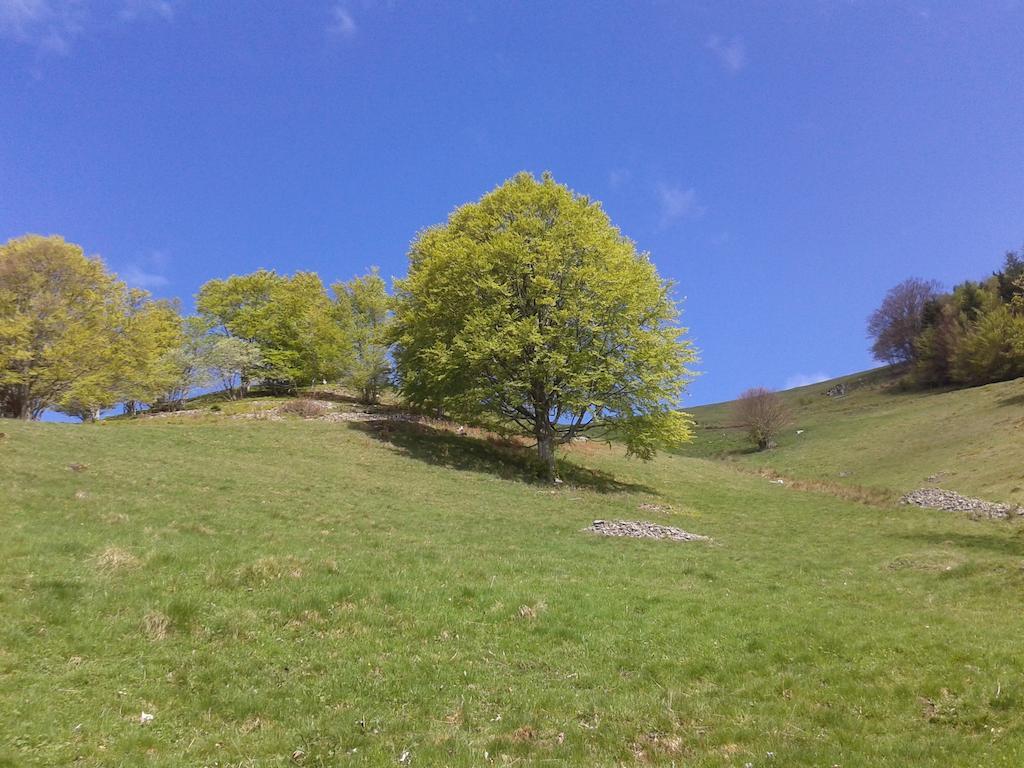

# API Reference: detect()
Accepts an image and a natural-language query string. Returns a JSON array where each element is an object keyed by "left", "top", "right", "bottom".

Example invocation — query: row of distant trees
[
  {"left": 729, "top": 247, "right": 1024, "bottom": 455},
  {"left": 0, "top": 236, "right": 390, "bottom": 421},
  {"left": 1, "top": 173, "right": 697, "bottom": 481},
  {"left": 867, "top": 251, "right": 1024, "bottom": 387}
]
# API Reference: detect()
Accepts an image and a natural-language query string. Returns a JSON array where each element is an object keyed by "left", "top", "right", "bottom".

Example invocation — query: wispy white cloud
[
  {"left": 0, "top": 0, "right": 81, "bottom": 53},
  {"left": 657, "top": 183, "right": 706, "bottom": 226},
  {"left": 120, "top": 250, "right": 170, "bottom": 290},
  {"left": 0, "top": 0, "right": 176, "bottom": 56},
  {"left": 706, "top": 34, "right": 746, "bottom": 73},
  {"left": 328, "top": 3, "right": 356, "bottom": 39},
  {"left": 121, "top": 264, "right": 169, "bottom": 290},
  {"left": 119, "top": 0, "right": 174, "bottom": 23},
  {"left": 784, "top": 372, "right": 831, "bottom": 390},
  {"left": 608, "top": 168, "right": 631, "bottom": 190},
  {"left": 0, "top": 0, "right": 53, "bottom": 33}
]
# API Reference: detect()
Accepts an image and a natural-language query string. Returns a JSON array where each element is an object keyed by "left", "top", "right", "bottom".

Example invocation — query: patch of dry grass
[
  {"left": 92, "top": 545, "right": 140, "bottom": 573},
  {"left": 233, "top": 556, "right": 305, "bottom": 586},
  {"left": 142, "top": 610, "right": 172, "bottom": 640},
  {"left": 756, "top": 468, "right": 898, "bottom": 506},
  {"left": 277, "top": 399, "right": 331, "bottom": 418},
  {"left": 516, "top": 601, "right": 547, "bottom": 620}
]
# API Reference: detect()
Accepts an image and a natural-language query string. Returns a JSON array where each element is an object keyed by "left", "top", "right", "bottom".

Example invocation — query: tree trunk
[
  {"left": 5, "top": 386, "right": 32, "bottom": 420},
  {"left": 535, "top": 420, "right": 557, "bottom": 483}
]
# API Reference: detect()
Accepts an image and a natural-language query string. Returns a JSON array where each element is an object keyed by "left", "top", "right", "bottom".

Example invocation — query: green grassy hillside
[
  {"left": 2, "top": 409, "right": 1024, "bottom": 766},
  {"left": 680, "top": 369, "right": 1024, "bottom": 505}
]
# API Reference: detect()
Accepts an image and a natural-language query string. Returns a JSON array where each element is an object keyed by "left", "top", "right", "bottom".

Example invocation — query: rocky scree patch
[
  {"left": 585, "top": 520, "right": 710, "bottom": 542},
  {"left": 901, "top": 488, "right": 1024, "bottom": 520}
]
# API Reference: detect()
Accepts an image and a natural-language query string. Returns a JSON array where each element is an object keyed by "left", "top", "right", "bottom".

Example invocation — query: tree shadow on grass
[
  {"left": 897, "top": 530, "right": 1024, "bottom": 558},
  {"left": 998, "top": 392, "right": 1024, "bottom": 407},
  {"left": 349, "top": 420, "right": 656, "bottom": 494},
  {"left": 723, "top": 445, "right": 764, "bottom": 457}
]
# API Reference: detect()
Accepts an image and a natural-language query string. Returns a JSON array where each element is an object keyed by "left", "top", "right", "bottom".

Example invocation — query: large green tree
[
  {"left": 0, "top": 235, "right": 126, "bottom": 419},
  {"left": 112, "top": 293, "right": 186, "bottom": 417},
  {"left": 332, "top": 268, "right": 392, "bottom": 403},
  {"left": 390, "top": 172, "right": 696, "bottom": 481},
  {"left": 196, "top": 270, "right": 349, "bottom": 391}
]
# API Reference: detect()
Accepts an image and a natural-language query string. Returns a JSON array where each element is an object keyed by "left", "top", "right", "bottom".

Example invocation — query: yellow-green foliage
[
  {"left": 196, "top": 270, "right": 351, "bottom": 387},
  {"left": 1, "top": 235, "right": 196, "bottom": 420},
  {"left": 0, "top": 235, "right": 123, "bottom": 418},
  {"left": 332, "top": 268, "right": 391, "bottom": 403},
  {"left": 112, "top": 294, "right": 186, "bottom": 413},
  {"left": 911, "top": 253, "right": 1024, "bottom": 387},
  {"left": 391, "top": 172, "right": 697, "bottom": 475},
  {"left": 953, "top": 304, "right": 1024, "bottom": 385}
]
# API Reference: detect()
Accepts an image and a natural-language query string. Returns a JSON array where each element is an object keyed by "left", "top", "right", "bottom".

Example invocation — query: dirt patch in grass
[
  {"left": 240, "top": 716, "right": 268, "bottom": 734},
  {"left": 632, "top": 731, "right": 687, "bottom": 762},
  {"left": 511, "top": 725, "right": 536, "bottom": 742},
  {"left": 145, "top": 409, "right": 206, "bottom": 419},
  {"left": 638, "top": 502, "right": 673, "bottom": 513}
]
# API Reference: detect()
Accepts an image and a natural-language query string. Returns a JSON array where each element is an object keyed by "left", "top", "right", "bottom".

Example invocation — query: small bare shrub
[
  {"left": 734, "top": 387, "right": 790, "bottom": 451},
  {"left": 278, "top": 399, "right": 328, "bottom": 418}
]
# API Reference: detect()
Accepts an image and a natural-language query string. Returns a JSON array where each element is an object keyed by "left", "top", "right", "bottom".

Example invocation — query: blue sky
[{"left": 2, "top": 1, "right": 1022, "bottom": 405}]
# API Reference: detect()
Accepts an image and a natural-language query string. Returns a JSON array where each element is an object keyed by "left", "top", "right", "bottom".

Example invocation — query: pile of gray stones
[
  {"left": 585, "top": 520, "right": 710, "bottom": 542},
  {"left": 901, "top": 488, "right": 1024, "bottom": 520}
]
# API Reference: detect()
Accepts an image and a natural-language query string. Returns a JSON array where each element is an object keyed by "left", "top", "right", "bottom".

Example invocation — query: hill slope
[
  {"left": 680, "top": 368, "right": 1024, "bottom": 505},
  {"left": 2, "top": 412, "right": 1024, "bottom": 765}
]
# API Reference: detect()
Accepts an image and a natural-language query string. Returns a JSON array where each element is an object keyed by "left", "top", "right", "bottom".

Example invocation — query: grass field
[
  {"left": 2, "top": 402, "right": 1024, "bottom": 766},
  {"left": 678, "top": 369, "right": 1024, "bottom": 505}
]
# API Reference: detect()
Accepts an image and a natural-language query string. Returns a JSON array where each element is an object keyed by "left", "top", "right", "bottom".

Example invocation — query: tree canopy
[
  {"left": 873, "top": 250, "right": 1024, "bottom": 388},
  {"left": 866, "top": 278, "right": 940, "bottom": 365},
  {"left": 1, "top": 235, "right": 181, "bottom": 420},
  {"left": 734, "top": 387, "right": 790, "bottom": 451},
  {"left": 390, "top": 172, "right": 696, "bottom": 480},
  {"left": 332, "top": 268, "right": 392, "bottom": 403},
  {"left": 196, "top": 270, "right": 350, "bottom": 390}
]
